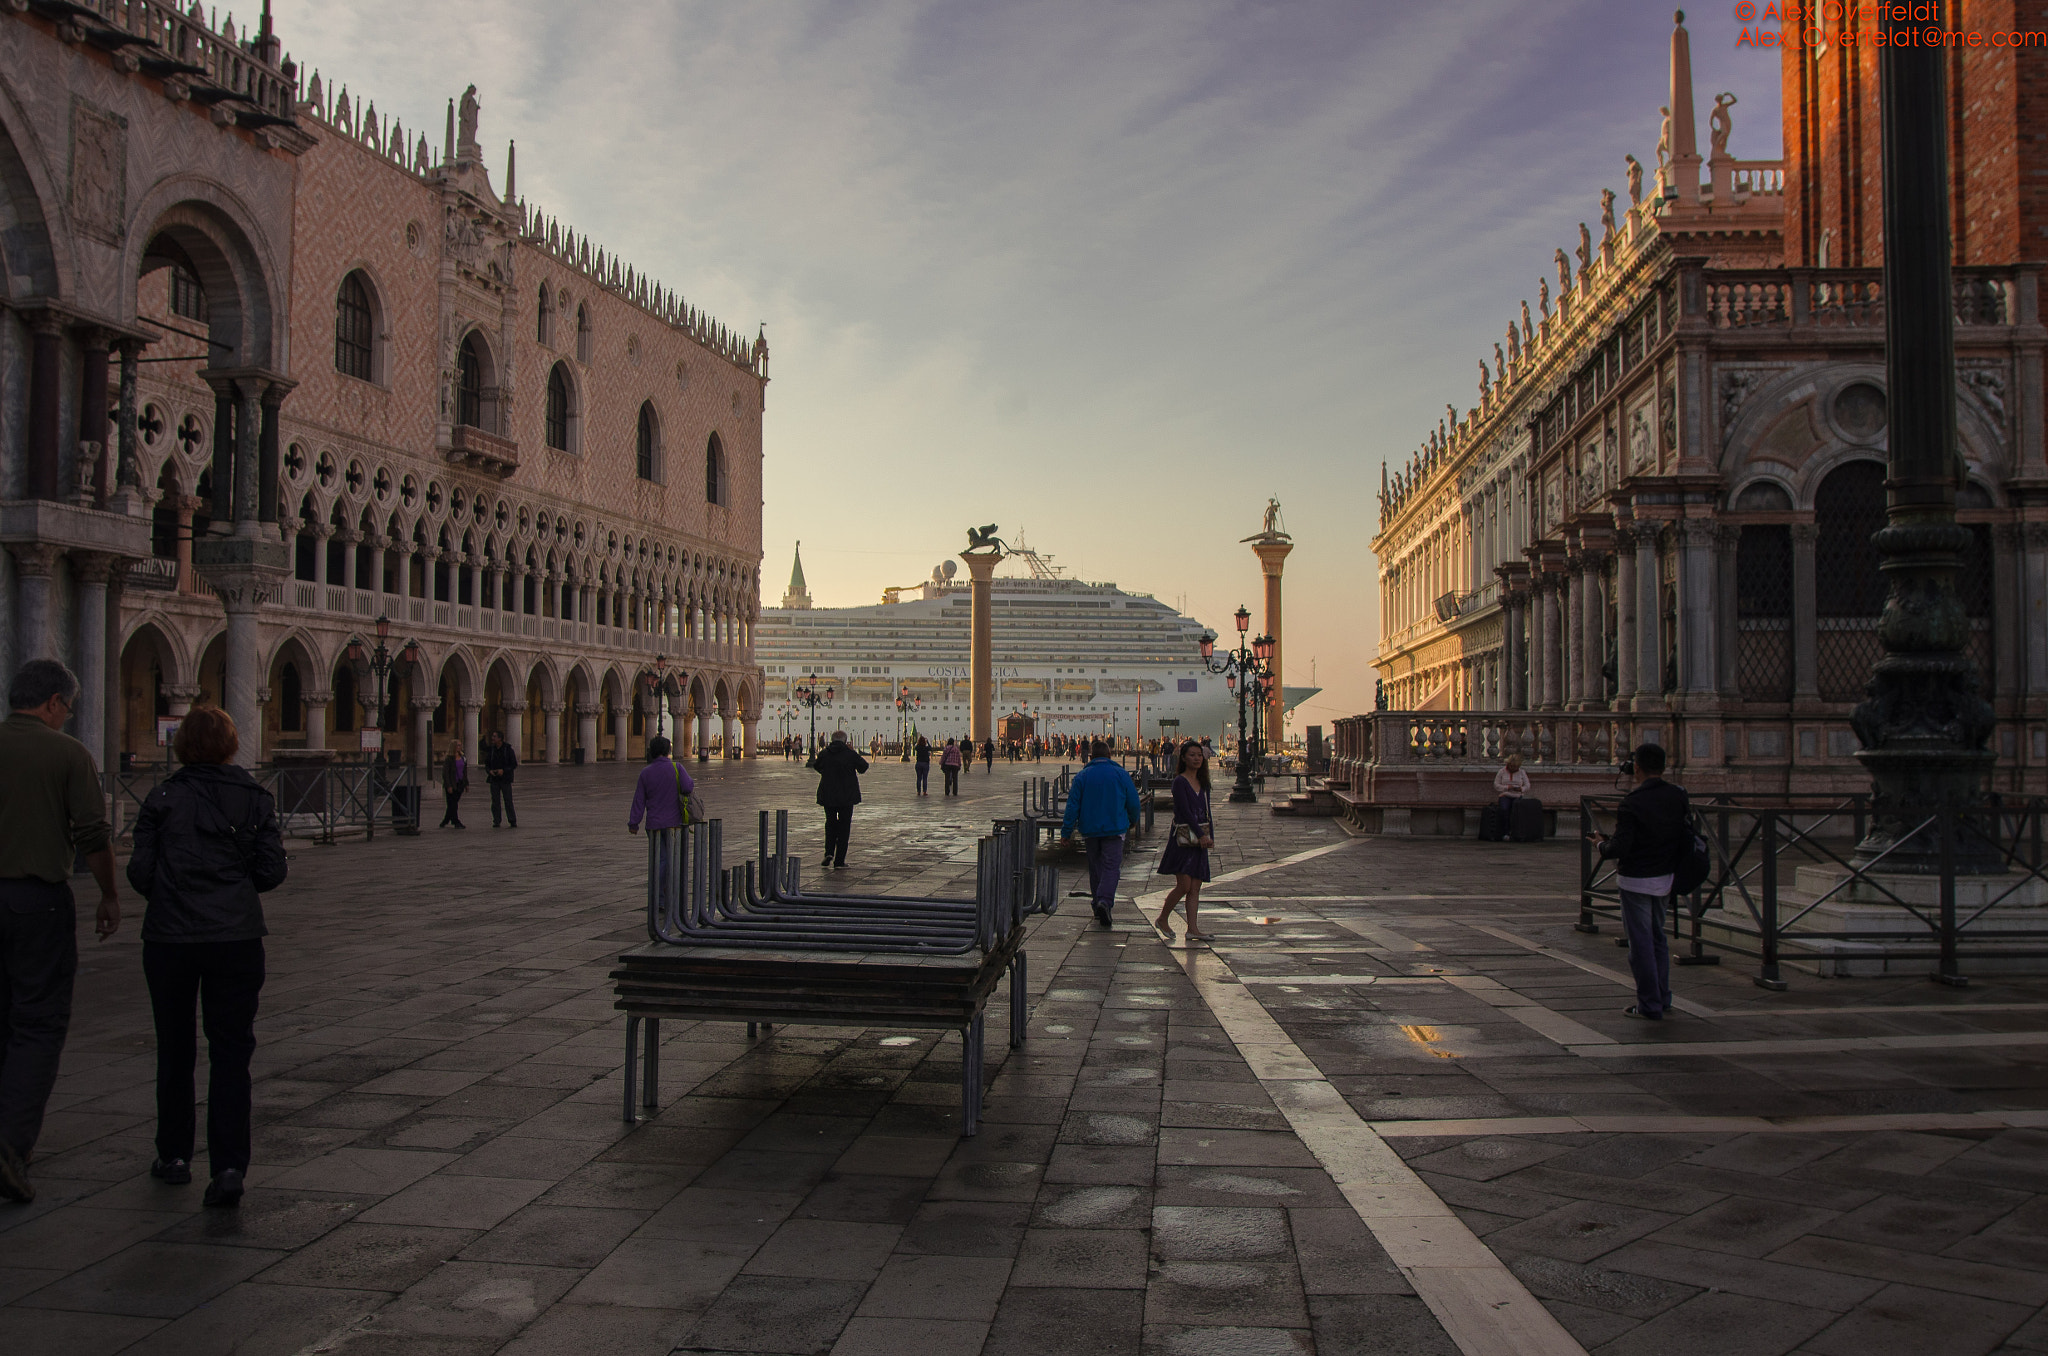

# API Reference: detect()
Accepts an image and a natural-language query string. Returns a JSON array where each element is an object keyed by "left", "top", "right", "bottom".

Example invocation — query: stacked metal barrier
[{"left": 618, "top": 810, "right": 1060, "bottom": 1136}]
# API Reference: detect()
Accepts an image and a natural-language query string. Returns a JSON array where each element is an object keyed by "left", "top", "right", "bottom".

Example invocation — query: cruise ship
[{"left": 755, "top": 543, "right": 1319, "bottom": 748}]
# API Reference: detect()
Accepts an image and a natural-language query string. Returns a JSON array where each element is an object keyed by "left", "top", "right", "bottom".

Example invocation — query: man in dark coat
[
  {"left": 1589, "top": 743, "right": 1691, "bottom": 1020},
  {"left": 812, "top": 731, "right": 869, "bottom": 868},
  {"left": 483, "top": 730, "right": 518, "bottom": 828}
]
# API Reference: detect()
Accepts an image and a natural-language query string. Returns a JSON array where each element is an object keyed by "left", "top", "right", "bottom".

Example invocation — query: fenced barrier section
[
  {"left": 621, "top": 809, "right": 1058, "bottom": 1135},
  {"left": 109, "top": 762, "right": 421, "bottom": 844},
  {"left": 1022, "top": 764, "right": 1154, "bottom": 837},
  {"left": 1579, "top": 793, "right": 2048, "bottom": 987}
]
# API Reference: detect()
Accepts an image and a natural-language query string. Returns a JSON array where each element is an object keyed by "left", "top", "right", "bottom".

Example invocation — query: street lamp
[
  {"left": 343, "top": 613, "right": 420, "bottom": 754},
  {"left": 639, "top": 655, "right": 674, "bottom": 752},
  {"left": 1197, "top": 608, "right": 1272, "bottom": 803},
  {"left": 793, "top": 674, "right": 835, "bottom": 764},
  {"left": 895, "top": 684, "right": 923, "bottom": 760}
]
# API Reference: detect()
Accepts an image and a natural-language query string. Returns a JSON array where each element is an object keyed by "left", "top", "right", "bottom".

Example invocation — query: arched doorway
[{"left": 118, "top": 623, "right": 181, "bottom": 765}]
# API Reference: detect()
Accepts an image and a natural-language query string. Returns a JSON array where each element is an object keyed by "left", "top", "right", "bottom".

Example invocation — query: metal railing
[
  {"left": 1578, "top": 793, "right": 2048, "bottom": 987},
  {"left": 110, "top": 761, "right": 421, "bottom": 844}
]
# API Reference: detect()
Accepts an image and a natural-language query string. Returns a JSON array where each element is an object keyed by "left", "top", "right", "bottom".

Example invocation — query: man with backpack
[{"left": 1588, "top": 743, "right": 1691, "bottom": 1021}]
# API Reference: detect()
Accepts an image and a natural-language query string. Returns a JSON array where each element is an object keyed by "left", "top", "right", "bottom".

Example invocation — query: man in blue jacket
[{"left": 1061, "top": 740, "right": 1142, "bottom": 928}]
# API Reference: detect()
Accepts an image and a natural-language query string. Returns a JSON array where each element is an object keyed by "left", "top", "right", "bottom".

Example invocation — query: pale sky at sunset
[{"left": 276, "top": 0, "right": 1783, "bottom": 727}]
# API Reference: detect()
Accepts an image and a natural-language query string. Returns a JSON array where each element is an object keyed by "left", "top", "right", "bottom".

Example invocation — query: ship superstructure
[{"left": 755, "top": 547, "right": 1315, "bottom": 746}]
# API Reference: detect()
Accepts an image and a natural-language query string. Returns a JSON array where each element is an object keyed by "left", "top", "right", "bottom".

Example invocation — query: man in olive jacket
[
  {"left": 812, "top": 731, "right": 869, "bottom": 869},
  {"left": 0, "top": 660, "right": 119, "bottom": 1202}
]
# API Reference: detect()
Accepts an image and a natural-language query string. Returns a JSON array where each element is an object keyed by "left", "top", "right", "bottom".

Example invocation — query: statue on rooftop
[
  {"left": 1494, "top": 342, "right": 1506, "bottom": 378},
  {"left": 1554, "top": 248, "right": 1572, "bottom": 291},
  {"left": 1261, "top": 498, "right": 1284, "bottom": 536},
  {"left": 1576, "top": 223, "right": 1593, "bottom": 273},
  {"left": 1521, "top": 298, "right": 1534, "bottom": 340},
  {"left": 457, "top": 85, "right": 480, "bottom": 151},
  {"left": 1656, "top": 106, "right": 1672, "bottom": 168},
  {"left": 1710, "top": 92, "right": 1736, "bottom": 160},
  {"left": 1538, "top": 278, "right": 1550, "bottom": 317},
  {"left": 1625, "top": 154, "right": 1644, "bottom": 205},
  {"left": 964, "top": 524, "right": 1007, "bottom": 554},
  {"left": 1600, "top": 188, "right": 1617, "bottom": 242}
]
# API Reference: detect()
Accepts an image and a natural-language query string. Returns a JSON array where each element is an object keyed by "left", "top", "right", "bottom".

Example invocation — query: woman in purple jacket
[{"left": 627, "top": 735, "right": 695, "bottom": 834}]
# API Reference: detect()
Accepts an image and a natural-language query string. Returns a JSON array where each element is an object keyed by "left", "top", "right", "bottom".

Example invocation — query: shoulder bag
[{"left": 673, "top": 761, "right": 707, "bottom": 826}]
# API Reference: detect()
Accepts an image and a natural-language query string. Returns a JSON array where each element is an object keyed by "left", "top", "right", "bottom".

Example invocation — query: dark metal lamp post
[
  {"left": 793, "top": 674, "right": 835, "bottom": 766},
  {"left": 1850, "top": 18, "right": 1999, "bottom": 874},
  {"left": 896, "top": 684, "right": 923, "bottom": 760},
  {"left": 344, "top": 613, "right": 419, "bottom": 752},
  {"left": 1200, "top": 605, "right": 1265, "bottom": 803}
]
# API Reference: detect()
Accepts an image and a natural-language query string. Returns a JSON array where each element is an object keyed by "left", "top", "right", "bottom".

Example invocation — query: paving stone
[
  {"left": 1502, "top": 1251, "right": 1696, "bottom": 1319},
  {"left": 100, "top": 1279, "right": 385, "bottom": 1356},
  {"left": 1484, "top": 1198, "right": 1683, "bottom": 1265},
  {"left": 985, "top": 1286, "right": 1145, "bottom": 1356},
  {"left": 743, "top": 1218, "right": 903, "bottom": 1280},
  {"left": 1403, "top": 1135, "right": 1571, "bottom": 1181},
  {"left": 897, "top": 1200, "right": 1031, "bottom": 1256},
  {"left": 1305, "top": 1294, "right": 1459, "bottom": 1355},
  {"left": 14, "top": 1239, "right": 283, "bottom": 1318},
  {"left": 1011, "top": 1227, "right": 1151, "bottom": 1288},
  {"left": 1767, "top": 1235, "right": 2048, "bottom": 1306},
  {"left": 1151, "top": 1207, "right": 1290, "bottom": 1262},
  {"left": 354, "top": 1259, "right": 581, "bottom": 1340},
  {"left": 1799, "top": 1281, "right": 2036, "bottom": 1356},
  {"left": 830, "top": 1316, "right": 990, "bottom": 1356},
  {"left": 681, "top": 1275, "right": 869, "bottom": 1355},
  {"left": 856, "top": 1254, "right": 1013, "bottom": 1320},
  {"left": 562, "top": 1235, "right": 751, "bottom": 1309},
  {"left": 1601, "top": 1239, "right": 1884, "bottom": 1312},
  {"left": 1593, "top": 1289, "right": 1834, "bottom": 1356},
  {"left": 1285, "top": 1207, "right": 1411, "bottom": 1296},
  {"left": 255, "top": 1221, "right": 478, "bottom": 1291},
  {"left": 1139, "top": 1323, "right": 1314, "bottom": 1355},
  {"left": 1644, "top": 1194, "right": 1841, "bottom": 1259},
  {"left": 0, "top": 1306, "right": 162, "bottom": 1355},
  {"left": 1155, "top": 1130, "right": 1318, "bottom": 1169},
  {"left": 457, "top": 1203, "right": 647, "bottom": 1268}
]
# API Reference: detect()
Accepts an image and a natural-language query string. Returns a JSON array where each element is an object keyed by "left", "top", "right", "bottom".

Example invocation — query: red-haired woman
[{"left": 127, "top": 706, "right": 286, "bottom": 1208}]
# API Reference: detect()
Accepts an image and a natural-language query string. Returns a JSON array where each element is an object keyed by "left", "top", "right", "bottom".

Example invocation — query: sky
[{"left": 276, "top": 0, "right": 1783, "bottom": 729}]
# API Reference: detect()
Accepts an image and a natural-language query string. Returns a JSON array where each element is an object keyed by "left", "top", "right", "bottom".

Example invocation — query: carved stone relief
[{"left": 70, "top": 97, "right": 127, "bottom": 244}]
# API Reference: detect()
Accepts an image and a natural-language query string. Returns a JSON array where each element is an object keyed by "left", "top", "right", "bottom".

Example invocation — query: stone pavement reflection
[{"left": 1, "top": 756, "right": 2046, "bottom": 1354}]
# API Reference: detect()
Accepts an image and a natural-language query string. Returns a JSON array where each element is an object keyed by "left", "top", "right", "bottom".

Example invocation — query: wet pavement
[{"left": 2, "top": 755, "right": 2046, "bottom": 1354}]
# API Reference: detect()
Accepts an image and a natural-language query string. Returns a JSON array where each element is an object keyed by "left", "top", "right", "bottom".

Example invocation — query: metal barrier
[
  {"left": 110, "top": 761, "right": 421, "bottom": 844},
  {"left": 1579, "top": 792, "right": 2048, "bottom": 987}
]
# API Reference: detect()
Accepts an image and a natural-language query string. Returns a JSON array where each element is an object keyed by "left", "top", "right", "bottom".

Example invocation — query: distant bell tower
[{"left": 781, "top": 542, "right": 812, "bottom": 610}]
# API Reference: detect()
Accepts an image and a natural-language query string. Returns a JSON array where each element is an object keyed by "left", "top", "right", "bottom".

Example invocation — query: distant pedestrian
[
  {"left": 1154, "top": 742, "right": 1215, "bottom": 942},
  {"left": 1061, "top": 738, "right": 1142, "bottom": 928},
  {"left": 914, "top": 737, "right": 932, "bottom": 796},
  {"left": 813, "top": 731, "right": 870, "bottom": 868},
  {"left": 982, "top": 739, "right": 994, "bottom": 773},
  {"left": 127, "top": 704, "right": 286, "bottom": 1209},
  {"left": 439, "top": 743, "right": 469, "bottom": 828},
  {"left": 0, "top": 660, "right": 119, "bottom": 1203},
  {"left": 1493, "top": 754, "right": 1530, "bottom": 822},
  {"left": 483, "top": 730, "right": 518, "bottom": 828},
  {"left": 1588, "top": 743, "right": 1690, "bottom": 1021},
  {"left": 940, "top": 738, "right": 963, "bottom": 795},
  {"left": 627, "top": 735, "right": 694, "bottom": 834}
]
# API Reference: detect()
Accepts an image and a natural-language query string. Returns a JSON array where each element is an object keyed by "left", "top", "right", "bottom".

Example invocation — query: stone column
[
  {"left": 27, "top": 314, "right": 61, "bottom": 500},
  {"left": 220, "top": 588, "right": 265, "bottom": 768},
  {"left": 1582, "top": 553, "right": 1607, "bottom": 709},
  {"left": 1542, "top": 576, "right": 1564, "bottom": 709},
  {"left": 611, "top": 705, "right": 631, "bottom": 761},
  {"left": 207, "top": 379, "right": 235, "bottom": 527},
  {"left": 2025, "top": 524, "right": 2048, "bottom": 701},
  {"left": 1525, "top": 578, "right": 1546, "bottom": 710},
  {"left": 312, "top": 524, "right": 332, "bottom": 590},
  {"left": 233, "top": 379, "right": 263, "bottom": 537},
  {"left": 174, "top": 496, "right": 202, "bottom": 594},
  {"left": 1678, "top": 519, "right": 1718, "bottom": 701},
  {"left": 577, "top": 703, "right": 599, "bottom": 762},
  {"left": 502, "top": 700, "right": 526, "bottom": 759},
  {"left": 259, "top": 384, "right": 285, "bottom": 525},
  {"left": 461, "top": 697, "right": 484, "bottom": 767},
  {"left": 73, "top": 554, "right": 113, "bottom": 761},
  {"left": 103, "top": 567, "right": 126, "bottom": 773},
  {"left": 543, "top": 703, "right": 562, "bottom": 765},
  {"left": 743, "top": 718, "right": 758, "bottom": 758},
  {"left": 1253, "top": 536, "right": 1295, "bottom": 747},
  {"left": 9, "top": 544, "right": 61, "bottom": 661},
  {"left": 1563, "top": 567, "right": 1584, "bottom": 707},
  {"left": 303, "top": 689, "right": 331, "bottom": 751},
  {"left": 413, "top": 698, "right": 437, "bottom": 770},
  {"left": 78, "top": 329, "right": 111, "bottom": 504},
  {"left": 1615, "top": 531, "right": 1639, "bottom": 701},
  {"left": 723, "top": 712, "right": 739, "bottom": 758},
  {"left": 1635, "top": 525, "right": 1663, "bottom": 707},
  {"left": 961, "top": 548, "right": 1002, "bottom": 744},
  {"left": 115, "top": 339, "right": 143, "bottom": 495}
]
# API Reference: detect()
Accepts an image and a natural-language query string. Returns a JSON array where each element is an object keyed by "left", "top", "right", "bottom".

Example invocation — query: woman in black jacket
[{"left": 126, "top": 706, "right": 287, "bottom": 1207}]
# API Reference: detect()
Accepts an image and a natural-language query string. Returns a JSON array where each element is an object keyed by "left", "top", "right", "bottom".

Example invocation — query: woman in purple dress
[{"left": 1153, "top": 742, "right": 1215, "bottom": 942}]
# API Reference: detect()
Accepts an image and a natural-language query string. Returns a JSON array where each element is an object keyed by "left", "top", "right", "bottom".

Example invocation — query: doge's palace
[{"left": 1, "top": 0, "right": 767, "bottom": 776}]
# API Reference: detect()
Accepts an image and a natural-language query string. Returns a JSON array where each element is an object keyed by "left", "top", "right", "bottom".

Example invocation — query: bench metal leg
[
  {"left": 960, "top": 1013, "right": 985, "bottom": 1137},
  {"left": 1009, "top": 952, "right": 1027, "bottom": 1049},
  {"left": 622, "top": 1015, "right": 642, "bottom": 1124},
  {"left": 746, "top": 1021, "right": 775, "bottom": 1039},
  {"left": 642, "top": 1016, "right": 660, "bottom": 1112}
]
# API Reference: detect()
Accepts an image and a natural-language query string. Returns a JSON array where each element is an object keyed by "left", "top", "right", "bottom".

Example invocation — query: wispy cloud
[{"left": 279, "top": 0, "right": 1780, "bottom": 723}]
